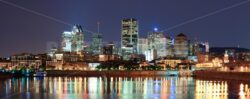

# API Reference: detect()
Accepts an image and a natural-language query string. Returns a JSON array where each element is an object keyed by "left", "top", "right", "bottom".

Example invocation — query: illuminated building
[
  {"left": 197, "top": 53, "right": 206, "bottom": 63},
  {"left": 62, "top": 25, "right": 84, "bottom": 52},
  {"left": 0, "top": 58, "right": 11, "bottom": 68},
  {"left": 88, "top": 63, "right": 100, "bottom": 70},
  {"left": 205, "top": 42, "right": 209, "bottom": 53},
  {"left": 139, "top": 28, "right": 173, "bottom": 61},
  {"left": 46, "top": 53, "right": 64, "bottom": 70},
  {"left": 193, "top": 42, "right": 206, "bottom": 55},
  {"left": 98, "top": 54, "right": 120, "bottom": 62},
  {"left": 102, "top": 43, "right": 115, "bottom": 55},
  {"left": 156, "top": 59, "right": 182, "bottom": 68},
  {"left": 166, "top": 36, "right": 175, "bottom": 57},
  {"left": 47, "top": 47, "right": 58, "bottom": 58},
  {"left": 138, "top": 38, "right": 148, "bottom": 55},
  {"left": 195, "top": 57, "right": 223, "bottom": 68},
  {"left": 99, "top": 42, "right": 120, "bottom": 61},
  {"left": 11, "top": 53, "right": 45, "bottom": 69},
  {"left": 189, "top": 41, "right": 210, "bottom": 63},
  {"left": 62, "top": 31, "right": 73, "bottom": 52},
  {"left": 90, "top": 33, "right": 102, "bottom": 55},
  {"left": 145, "top": 49, "right": 157, "bottom": 61},
  {"left": 174, "top": 33, "right": 188, "bottom": 58},
  {"left": 147, "top": 30, "right": 170, "bottom": 58},
  {"left": 46, "top": 52, "right": 87, "bottom": 70},
  {"left": 121, "top": 18, "right": 139, "bottom": 60},
  {"left": 205, "top": 42, "right": 209, "bottom": 62},
  {"left": 224, "top": 50, "right": 229, "bottom": 63},
  {"left": 197, "top": 42, "right": 207, "bottom": 53}
]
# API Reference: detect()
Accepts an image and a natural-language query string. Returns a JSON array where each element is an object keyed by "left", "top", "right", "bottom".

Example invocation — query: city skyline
[
  {"left": 1, "top": 0, "right": 250, "bottom": 56},
  {"left": 1, "top": 1, "right": 250, "bottom": 99}
]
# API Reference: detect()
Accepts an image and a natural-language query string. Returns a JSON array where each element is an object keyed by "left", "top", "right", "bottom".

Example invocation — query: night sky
[{"left": 1, "top": 0, "right": 250, "bottom": 57}]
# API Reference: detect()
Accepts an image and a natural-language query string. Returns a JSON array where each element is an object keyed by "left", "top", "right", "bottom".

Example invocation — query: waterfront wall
[
  {"left": 194, "top": 70, "right": 250, "bottom": 82},
  {"left": 0, "top": 73, "right": 20, "bottom": 79},
  {"left": 47, "top": 70, "right": 172, "bottom": 77}
]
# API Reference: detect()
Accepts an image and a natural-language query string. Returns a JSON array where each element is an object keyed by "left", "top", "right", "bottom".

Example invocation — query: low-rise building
[
  {"left": 46, "top": 52, "right": 85, "bottom": 70},
  {"left": 99, "top": 54, "right": 120, "bottom": 62},
  {"left": 11, "top": 53, "right": 44, "bottom": 69},
  {"left": 195, "top": 57, "right": 223, "bottom": 68},
  {"left": 156, "top": 58, "right": 182, "bottom": 68},
  {"left": 0, "top": 58, "right": 11, "bottom": 69}
]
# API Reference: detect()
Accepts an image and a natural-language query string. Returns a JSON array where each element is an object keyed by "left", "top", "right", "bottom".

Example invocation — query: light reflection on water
[{"left": 0, "top": 77, "right": 249, "bottom": 99}]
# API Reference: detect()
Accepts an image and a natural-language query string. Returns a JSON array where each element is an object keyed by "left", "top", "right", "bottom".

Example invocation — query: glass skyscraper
[
  {"left": 62, "top": 25, "right": 84, "bottom": 52},
  {"left": 121, "top": 18, "right": 139, "bottom": 60}
]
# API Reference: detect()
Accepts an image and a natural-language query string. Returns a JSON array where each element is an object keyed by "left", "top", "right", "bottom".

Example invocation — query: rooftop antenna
[{"left": 97, "top": 21, "right": 100, "bottom": 34}]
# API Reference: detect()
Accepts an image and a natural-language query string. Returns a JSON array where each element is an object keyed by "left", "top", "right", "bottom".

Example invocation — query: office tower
[
  {"left": 188, "top": 40, "right": 194, "bottom": 56},
  {"left": 99, "top": 42, "right": 120, "bottom": 61},
  {"left": 174, "top": 33, "right": 189, "bottom": 58},
  {"left": 62, "top": 25, "right": 84, "bottom": 52},
  {"left": 121, "top": 18, "right": 139, "bottom": 60},
  {"left": 138, "top": 38, "right": 148, "bottom": 55},
  {"left": 62, "top": 31, "right": 73, "bottom": 52},
  {"left": 205, "top": 42, "right": 209, "bottom": 62},
  {"left": 147, "top": 30, "right": 168, "bottom": 58},
  {"left": 166, "top": 36, "right": 175, "bottom": 57},
  {"left": 145, "top": 49, "right": 157, "bottom": 61},
  {"left": 90, "top": 33, "right": 102, "bottom": 55},
  {"left": 103, "top": 42, "right": 115, "bottom": 55}
]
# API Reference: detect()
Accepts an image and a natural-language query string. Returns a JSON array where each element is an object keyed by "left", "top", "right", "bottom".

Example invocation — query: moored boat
[{"left": 33, "top": 71, "right": 47, "bottom": 77}]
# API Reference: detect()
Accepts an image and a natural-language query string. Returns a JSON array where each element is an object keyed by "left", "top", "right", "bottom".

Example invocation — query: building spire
[{"left": 97, "top": 21, "right": 100, "bottom": 34}]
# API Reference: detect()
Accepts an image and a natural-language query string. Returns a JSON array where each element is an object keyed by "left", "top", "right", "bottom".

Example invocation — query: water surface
[{"left": 0, "top": 77, "right": 249, "bottom": 99}]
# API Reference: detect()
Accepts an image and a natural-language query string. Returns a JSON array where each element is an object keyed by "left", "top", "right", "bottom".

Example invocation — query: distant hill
[{"left": 210, "top": 47, "right": 250, "bottom": 54}]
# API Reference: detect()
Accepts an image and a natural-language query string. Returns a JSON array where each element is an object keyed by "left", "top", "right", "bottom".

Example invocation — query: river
[{"left": 0, "top": 77, "right": 249, "bottom": 99}]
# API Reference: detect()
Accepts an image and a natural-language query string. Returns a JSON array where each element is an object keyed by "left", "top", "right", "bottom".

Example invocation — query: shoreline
[
  {"left": 0, "top": 73, "right": 21, "bottom": 79},
  {"left": 194, "top": 70, "right": 250, "bottom": 82},
  {"left": 0, "top": 70, "right": 184, "bottom": 78},
  {"left": 46, "top": 70, "right": 177, "bottom": 77},
  {"left": 1, "top": 70, "right": 250, "bottom": 82}
]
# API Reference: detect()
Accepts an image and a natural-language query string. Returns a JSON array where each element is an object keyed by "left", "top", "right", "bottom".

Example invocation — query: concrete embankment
[
  {"left": 0, "top": 73, "right": 21, "bottom": 79},
  {"left": 46, "top": 70, "right": 173, "bottom": 77},
  {"left": 194, "top": 70, "right": 250, "bottom": 82}
]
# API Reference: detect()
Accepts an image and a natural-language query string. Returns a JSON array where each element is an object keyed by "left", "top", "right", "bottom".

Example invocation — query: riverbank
[
  {"left": 194, "top": 70, "right": 250, "bottom": 82},
  {"left": 46, "top": 70, "right": 181, "bottom": 77},
  {"left": 0, "top": 70, "right": 191, "bottom": 78},
  {"left": 0, "top": 72, "right": 21, "bottom": 79}
]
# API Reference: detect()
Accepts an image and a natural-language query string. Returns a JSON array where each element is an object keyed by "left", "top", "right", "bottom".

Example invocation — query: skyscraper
[
  {"left": 147, "top": 30, "right": 168, "bottom": 58},
  {"left": 174, "top": 33, "right": 189, "bottom": 58},
  {"left": 62, "top": 25, "right": 84, "bottom": 52},
  {"left": 138, "top": 38, "right": 148, "bottom": 55},
  {"left": 90, "top": 33, "right": 102, "bottom": 55},
  {"left": 166, "top": 36, "right": 175, "bottom": 57},
  {"left": 121, "top": 18, "right": 139, "bottom": 60},
  {"left": 205, "top": 42, "right": 210, "bottom": 62},
  {"left": 139, "top": 29, "right": 174, "bottom": 61}
]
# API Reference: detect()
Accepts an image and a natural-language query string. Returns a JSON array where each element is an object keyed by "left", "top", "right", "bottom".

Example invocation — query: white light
[{"left": 154, "top": 28, "right": 158, "bottom": 32}]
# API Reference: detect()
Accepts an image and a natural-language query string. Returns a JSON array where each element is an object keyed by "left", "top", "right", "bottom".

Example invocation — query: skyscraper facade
[
  {"left": 174, "top": 33, "right": 189, "bottom": 58},
  {"left": 165, "top": 36, "right": 175, "bottom": 57},
  {"left": 62, "top": 25, "right": 84, "bottom": 52},
  {"left": 121, "top": 18, "right": 139, "bottom": 60},
  {"left": 147, "top": 31, "right": 168, "bottom": 58},
  {"left": 138, "top": 38, "right": 148, "bottom": 55},
  {"left": 90, "top": 33, "right": 102, "bottom": 55}
]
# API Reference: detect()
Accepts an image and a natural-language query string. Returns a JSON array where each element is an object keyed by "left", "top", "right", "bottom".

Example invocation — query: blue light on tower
[{"left": 154, "top": 27, "right": 158, "bottom": 32}]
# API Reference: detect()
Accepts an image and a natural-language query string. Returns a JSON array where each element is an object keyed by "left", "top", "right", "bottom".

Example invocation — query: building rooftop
[{"left": 177, "top": 33, "right": 187, "bottom": 37}]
